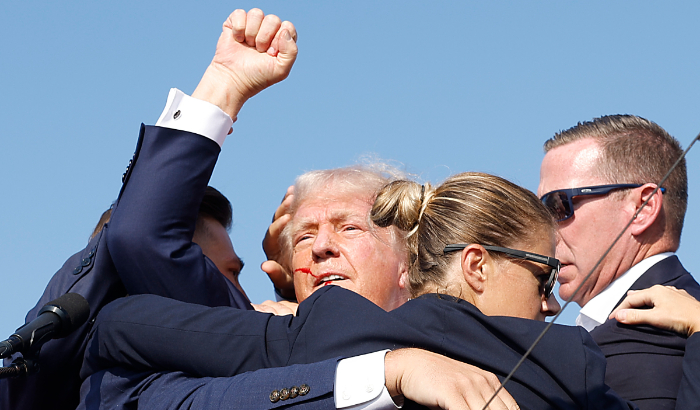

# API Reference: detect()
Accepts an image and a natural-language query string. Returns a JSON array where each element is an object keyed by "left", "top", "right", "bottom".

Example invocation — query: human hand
[
  {"left": 251, "top": 300, "right": 299, "bottom": 316},
  {"left": 610, "top": 285, "right": 700, "bottom": 337},
  {"left": 192, "top": 8, "right": 298, "bottom": 121},
  {"left": 261, "top": 186, "right": 295, "bottom": 299},
  {"left": 384, "top": 349, "right": 519, "bottom": 410}
]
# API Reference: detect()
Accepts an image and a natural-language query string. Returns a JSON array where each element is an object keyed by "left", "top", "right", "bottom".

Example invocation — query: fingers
[
  {"left": 386, "top": 348, "right": 519, "bottom": 410},
  {"left": 274, "top": 26, "right": 298, "bottom": 67},
  {"left": 228, "top": 9, "right": 247, "bottom": 43},
  {"left": 229, "top": 9, "right": 294, "bottom": 56},
  {"left": 262, "top": 186, "right": 294, "bottom": 260},
  {"left": 273, "top": 186, "right": 295, "bottom": 221},
  {"left": 261, "top": 260, "right": 295, "bottom": 299},
  {"left": 269, "top": 21, "right": 298, "bottom": 56},
  {"left": 244, "top": 8, "right": 265, "bottom": 47},
  {"left": 265, "top": 214, "right": 291, "bottom": 254},
  {"left": 251, "top": 300, "right": 298, "bottom": 316},
  {"left": 609, "top": 285, "right": 700, "bottom": 337},
  {"left": 452, "top": 371, "right": 516, "bottom": 410},
  {"left": 197, "top": 8, "right": 297, "bottom": 120},
  {"left": 611, "top": 289, "right": 654, "bottom": 312},
  {"left": 256, "top": 14, "right": 282, "bottom": 53}
]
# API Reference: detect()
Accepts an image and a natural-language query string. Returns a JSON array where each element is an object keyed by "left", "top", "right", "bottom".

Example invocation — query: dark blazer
[
  {"left": 79, "top": 361, "right": 343, "bottom": 410},
  {"left": 0, "top": 125, "right": 250, "bottom": 410},
  {"left": 84, "top": 286, "right": 643, "bottom": 410},
  {"left": 591, "top": 255, "right": 700, "bottom": 410}
]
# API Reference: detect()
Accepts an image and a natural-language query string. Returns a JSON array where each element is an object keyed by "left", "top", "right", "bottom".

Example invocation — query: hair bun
[{"left": 371, "top": 180, "right": 426, "bottom": 232}]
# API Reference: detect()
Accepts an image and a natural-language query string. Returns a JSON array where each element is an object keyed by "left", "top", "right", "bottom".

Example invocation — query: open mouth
[{"left": 315, "top": 274, "right": 348, "bottom": 287}]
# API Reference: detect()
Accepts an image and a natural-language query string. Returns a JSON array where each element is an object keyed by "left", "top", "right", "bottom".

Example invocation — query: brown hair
[
  {"left": 544, "top": 114, "right": 687, "bottom": 242},
  {"left": 371, "top": 172, "right": 555, "bottom": 296},
  {"left": 90, "top": 206, "right": 114, "bottom": 240}
]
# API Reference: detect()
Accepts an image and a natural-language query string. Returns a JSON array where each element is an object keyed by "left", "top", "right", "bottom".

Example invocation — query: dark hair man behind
[
  {"left": 194, "top": 186, "right": 245, "bottom": 296},
  {"left": 538, "top": 114, "right": 699, "bottom": 410},
  {"left": 0, "top": 186, "right": 245, "bottom": 410}
]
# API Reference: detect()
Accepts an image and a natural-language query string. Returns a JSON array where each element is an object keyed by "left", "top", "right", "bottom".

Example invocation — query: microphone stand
[{"left": 0, "top": 354, "right": 40, "bottom": 379}]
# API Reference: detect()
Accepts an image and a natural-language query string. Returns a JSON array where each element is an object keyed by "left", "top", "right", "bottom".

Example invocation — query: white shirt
[
  {"left": 155, "top": 89, "right": 399, "bottom": 410},
  {"left": 576, "top": 252, "right": 674, "bottom": 332}
]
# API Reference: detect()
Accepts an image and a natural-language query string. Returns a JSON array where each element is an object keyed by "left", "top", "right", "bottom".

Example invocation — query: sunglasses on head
[
  {"left": 443, "top": 244, "right": 560, "bottom": 299},
  {"left": 540, "top": 184, "right": 665, "bottom": 222}
]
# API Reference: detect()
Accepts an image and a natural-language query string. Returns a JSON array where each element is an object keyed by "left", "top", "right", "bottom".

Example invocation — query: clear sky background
[{"left": 1, "top": 2, "right": 699, "bottom": 337}]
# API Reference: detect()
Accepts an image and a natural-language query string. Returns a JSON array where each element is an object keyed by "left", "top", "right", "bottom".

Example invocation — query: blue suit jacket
[
  {"left": 591, "top": 255, "right": 700, "bottom": 410},
  {"left": 84, "top": 286, "right": 647, "bottom": 410},
  {"left": 0, "top": 125, "right": 251, "bottom": 410}
]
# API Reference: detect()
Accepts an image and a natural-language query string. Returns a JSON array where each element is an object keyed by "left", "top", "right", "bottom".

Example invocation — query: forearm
[
  {"left": 80, "top": 294, "right": 291, "bottom": 380},
  {"left": 139, "top": 362, "right": 338, "bottom": 410}
]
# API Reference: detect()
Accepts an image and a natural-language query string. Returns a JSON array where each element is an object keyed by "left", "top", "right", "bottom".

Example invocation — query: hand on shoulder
[{"left": 610, "top": 285, "right": 700, "bottom": 337}]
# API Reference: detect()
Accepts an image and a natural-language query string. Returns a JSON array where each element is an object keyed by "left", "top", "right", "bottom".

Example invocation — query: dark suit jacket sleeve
[
  {"left": 675, "top": 333, "right": 700, "bottom": 409},
  {"left": 578, "top": 327, "right": 636, "bottom": 410},
  {"left": 107, "top": 125, "right": 244, "bottom": 308},
  {"left": 80, "top": 361, "right": 339, "bottom": 410},
  {"left": 81, "top": 293, "right": 298, "bottom": 380}
]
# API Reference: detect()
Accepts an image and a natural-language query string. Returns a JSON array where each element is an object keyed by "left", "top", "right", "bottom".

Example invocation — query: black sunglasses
[
  {"left": 443, "top": 244, "right": 560, "bottom": 299},
  {"left": 540, "top": 184, "right": 665, "bottom": 222}
]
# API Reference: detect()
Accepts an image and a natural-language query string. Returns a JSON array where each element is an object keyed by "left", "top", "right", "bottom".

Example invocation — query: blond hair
[{"left": 371, "top": 172, "right": 555, "bottom": 296}]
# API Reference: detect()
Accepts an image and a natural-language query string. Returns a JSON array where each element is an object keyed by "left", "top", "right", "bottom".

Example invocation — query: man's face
[
  {"left": 538, "top": 138, "right": 636, "bottom": 306},
  {"left": 193, "top": 217, "right": 247, "bottom": 298},
  {"left": 289, "top": 187, "right": 409, "bottom": 311}
]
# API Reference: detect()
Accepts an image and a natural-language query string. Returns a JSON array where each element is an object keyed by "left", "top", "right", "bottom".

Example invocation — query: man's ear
[
  {"left": 629, "top": 184, "right": 664, "bottom": 236},
  {"left": 460, "top": 245, "right": 488, "bottom": 294}
]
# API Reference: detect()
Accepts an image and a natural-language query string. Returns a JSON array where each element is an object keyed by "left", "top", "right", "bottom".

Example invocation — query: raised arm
[{"left": 107, "top": 9, "right": 298, "bottom": 307}]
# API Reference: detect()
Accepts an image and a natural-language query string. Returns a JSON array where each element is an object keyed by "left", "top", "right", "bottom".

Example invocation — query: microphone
[{"left": 0, "top": 293, "right": 90, "bottom": 359}]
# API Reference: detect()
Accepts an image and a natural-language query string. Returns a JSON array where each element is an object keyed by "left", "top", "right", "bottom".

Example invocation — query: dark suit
[
  {"left": 0, "top": 125, "right": 250, "bottom": 410},
  {"left": 80, "top": 361, "right": 342, "bottom": 410},
  {"left": 591, "top": 255, "right": 700, "bottom": 410},
  {"left": 83, "top": 286, "right": 643, "bottom": 410}
]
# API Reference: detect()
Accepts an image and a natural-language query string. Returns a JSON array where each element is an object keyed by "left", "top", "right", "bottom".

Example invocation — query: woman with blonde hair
[
  {"left": 82, "top": 172, "right": 700, "bottom": 410},
  {"left": 371, "top": 172, "right": 561, "bottom": 322}
]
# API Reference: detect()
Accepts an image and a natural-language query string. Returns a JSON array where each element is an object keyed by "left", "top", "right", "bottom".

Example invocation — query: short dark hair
[{"left": 198, "top": 186, "right": 233, "bottom": 232}]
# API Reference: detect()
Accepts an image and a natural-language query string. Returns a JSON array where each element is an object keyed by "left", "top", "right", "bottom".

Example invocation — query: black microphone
[{"left": 0, "top": 293, "right": 90, "bottom": 359}]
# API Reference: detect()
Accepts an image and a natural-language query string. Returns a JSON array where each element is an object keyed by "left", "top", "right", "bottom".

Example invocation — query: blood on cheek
[{"left": 294, "top": 267, "right": 320, "bottom": 279}]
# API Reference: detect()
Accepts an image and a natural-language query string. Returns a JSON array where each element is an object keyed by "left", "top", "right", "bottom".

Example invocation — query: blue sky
[{"left": 2, "top": 2, "right": 699, "bottom": 336}]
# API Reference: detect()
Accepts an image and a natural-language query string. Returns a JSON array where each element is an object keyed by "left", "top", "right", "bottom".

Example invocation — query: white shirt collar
[{"left": 576, "top": 252, "right": 674, "bottom": 332}]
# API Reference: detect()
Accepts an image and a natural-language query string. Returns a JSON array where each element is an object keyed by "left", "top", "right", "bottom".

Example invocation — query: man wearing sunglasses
[{"left": 537, "top": 114, "right": 700, "bottom": 410}]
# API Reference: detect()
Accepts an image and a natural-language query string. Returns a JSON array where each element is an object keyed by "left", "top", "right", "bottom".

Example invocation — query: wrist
[
  {"left": 383, "top": 350, "right": 403, "bottom": 398},
  {"left": 192, "top": 64, "right": 249, "bottom": 122}
]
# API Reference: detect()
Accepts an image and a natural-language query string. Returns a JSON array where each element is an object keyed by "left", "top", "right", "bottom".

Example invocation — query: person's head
[
  {"left": 371, "top": 172, "right": 561, "bottom": 321},
  {"left": 193, "top": 186, "right": 246, "bottom": 297},
  {"left": 280, "top": 163, "right": 411, "bottom": 311},
  {"left": 538, "top": 115, "right": 687, "bottom": 306}
]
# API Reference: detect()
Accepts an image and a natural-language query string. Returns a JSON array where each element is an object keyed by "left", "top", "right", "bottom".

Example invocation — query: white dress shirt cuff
[
  {"left": 335, "top": 350, "right": 401, "bottom": 410},
  {"left": 155, "top": 88, "right": 233, "bottom": 148}
]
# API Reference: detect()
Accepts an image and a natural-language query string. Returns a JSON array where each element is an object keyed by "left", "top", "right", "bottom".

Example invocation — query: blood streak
[{"left": 294, "top": 267, "right": 320, "bottom": 278}]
